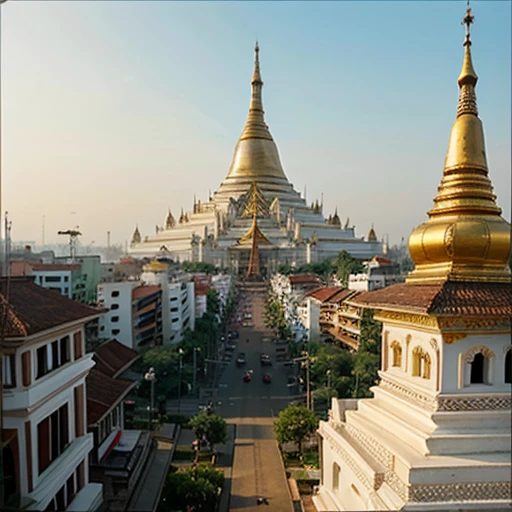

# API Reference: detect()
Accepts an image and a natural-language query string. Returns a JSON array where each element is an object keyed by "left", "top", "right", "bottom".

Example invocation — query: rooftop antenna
[
  {"left": 107, "top": 231, "right": 111, "bottom": 248},
  {"left": 57, "top": 227, "right": 82, "bottom": 262}
]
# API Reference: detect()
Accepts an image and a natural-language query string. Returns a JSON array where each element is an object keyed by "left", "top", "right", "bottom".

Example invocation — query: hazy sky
[{"left": 2, "top": 1, "right": 511, "bottom": 247}]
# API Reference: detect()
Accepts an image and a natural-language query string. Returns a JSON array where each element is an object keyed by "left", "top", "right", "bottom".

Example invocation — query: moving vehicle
[
  {"left": 260, "top": 354, "right": 272, "bottom": 366},
  {"left": 243, "top": 371, "right": 252, "bottom": 383},
  {"left": 236, "top": 353, "right": 246, "bottom": 367},
  {"left": 263, "top": 374, "right": 272, "bottom": 384}
]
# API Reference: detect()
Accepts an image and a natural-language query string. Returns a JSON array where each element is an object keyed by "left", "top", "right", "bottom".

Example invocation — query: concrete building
[
  {"left": 97, "top": 282, "right": 163, "bottom": 350},
  {"left": 1, "top": 277, "right": 104, "bottom": 511},
  {"left": 348, "top": 256, "right": 402, "bottom": 292},
  {"left": 314, "top": 8, "right": 512, "bottom": 511},
  {"left": 140, "top": 260, "right": 196, "bottom": 344},
  {"left": 129, "top": 44, "right": 382, "bottom": 269}
]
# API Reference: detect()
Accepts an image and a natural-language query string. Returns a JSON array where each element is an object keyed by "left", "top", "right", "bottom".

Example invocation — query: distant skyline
[{"left": 3, "top": 1, "right": 511, "bottom": 247}]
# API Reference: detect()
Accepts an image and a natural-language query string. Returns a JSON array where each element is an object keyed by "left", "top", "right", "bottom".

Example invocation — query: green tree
[
  {"left": 274, "top": 404, "right": 318, "bottom": 456},
  {"left": 158, "top": 465, "right": 224, "bottom": 512},
  {"left": 335, "top": 250, "right": 365, "bottom": 287},
  {"left": 206, "top": 288, "right": 220, "bottom": 316},
  {"left": 189, "top": 412, "right": 228, "bottom": 450}
]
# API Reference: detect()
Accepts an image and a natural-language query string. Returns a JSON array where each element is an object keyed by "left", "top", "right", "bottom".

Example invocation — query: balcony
[{"left": 4, "top": 356, "right": 95, "bottom": 412}]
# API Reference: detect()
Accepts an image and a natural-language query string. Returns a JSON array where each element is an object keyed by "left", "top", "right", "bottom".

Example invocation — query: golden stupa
[
  {"left": 407, "top": 6, "right": 511, "bottom": 284},
  {"left": 213, "top": 42, "right": 301, "bottom": 207}
]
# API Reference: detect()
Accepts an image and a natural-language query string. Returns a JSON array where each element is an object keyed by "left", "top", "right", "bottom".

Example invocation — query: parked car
[
  {"left": 263, "top": 374, "right": 272, "bottom": 384},
  {"left": 236, "top": 353, "right": 246, "bottom": 367},
  {"left": 260, "top": 354, "right": 272, "bottom": 366},
  {"left": 243, "top": 371, "right": 252, "bottom": 383}
]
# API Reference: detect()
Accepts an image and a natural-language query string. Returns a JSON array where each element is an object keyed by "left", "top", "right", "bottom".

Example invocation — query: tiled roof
[
  {"left": 86, "top": 369, "right": 136, "bottom": 425},
  {"left": 329, "top": 289, "right": 359, "bottom": 304},
  {"left": 1, "top": 277, "right": 104, "bottom": 339},
  {"left": 30, "top": 263, "right": 81, "bottom": 271},
  {"left": 132, "top": 285, "right": 161, "bottom": 300},
  {"left": 372, "top": 256, "right": 394, "bottom": 265},
  {"left": 353, "top": 281, "right": 512, "bottom": 316},
  {"left": 289, "top": 274, "right": 322, "bottom": 285},
  {"left": 93, "top": 339, "right": 140, "bottom": 379},
  {"left": 307, "top": 287, "right": 345, "bottom": 303}
]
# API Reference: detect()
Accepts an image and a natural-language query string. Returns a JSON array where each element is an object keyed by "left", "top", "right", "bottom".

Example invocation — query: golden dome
[{"left": 407, "top": 6, "right": 511, "bottom": 284}]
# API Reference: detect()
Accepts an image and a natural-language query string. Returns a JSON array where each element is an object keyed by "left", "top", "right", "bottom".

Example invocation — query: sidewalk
[{"left": 216, "top": 424, "right": 236, "bottom": 512}]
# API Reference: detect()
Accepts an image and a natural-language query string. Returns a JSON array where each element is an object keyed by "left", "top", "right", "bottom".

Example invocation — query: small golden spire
[
  {"left": 407, "top": 3, "right": 511, "bottom": 284},
  {"left": 240, "top": 42, "right": 273, "bottom": 141}
]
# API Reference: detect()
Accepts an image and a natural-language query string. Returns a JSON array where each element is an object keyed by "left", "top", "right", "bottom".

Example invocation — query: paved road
[{"left": 216, "top": 286, "right": 295, "bottom": 512}]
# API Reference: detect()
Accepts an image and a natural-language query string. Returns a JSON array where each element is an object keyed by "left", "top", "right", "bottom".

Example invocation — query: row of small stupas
[
  {"left": 129, "top": 43, "right": 382, "bottom": 275},
  {"left": 314, "top": 5, "right": 511, "bottom": 511}
]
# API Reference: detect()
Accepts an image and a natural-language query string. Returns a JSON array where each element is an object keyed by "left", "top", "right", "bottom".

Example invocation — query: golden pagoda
[
  {"left": 213, "top": 42, "right": 301, "bottom": 206},
  {"left": 407, "top": 5, "right": 511, "bottom": 284}
]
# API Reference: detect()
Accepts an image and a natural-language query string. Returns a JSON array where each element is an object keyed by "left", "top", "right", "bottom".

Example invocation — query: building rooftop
[
  {"left": 1, "top": 277, "right": 104, "bottom": 339},
  {"left": 86, "top": 368, "right": 136, "bottom": 425},
  {"left": 93, "top": 339, "right": 140, "bottom": 379},
  {"left": 307, "top": 287, "right": 345, "bottom": 303},
  {"left": 30, "top": 263, "right": 82, "bottom": 271},
  {"left": 353, "top": 281, "right": 512, "bottom": 316},
  {"left": 289, "top": 274, "right": 322, "bottom": 286},
  {"left": 132, "top": 285, "right": 161, "bottom": 300}
]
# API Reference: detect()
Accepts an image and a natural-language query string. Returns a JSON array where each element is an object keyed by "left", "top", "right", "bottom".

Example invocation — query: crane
[{"left": 58, "top": 228, "right": 82, "bottom": 261}]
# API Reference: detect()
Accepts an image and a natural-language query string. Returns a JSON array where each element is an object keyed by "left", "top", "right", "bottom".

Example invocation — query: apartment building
[
  {"left": 97, "top": 282, "right": 163, "bottom": 350},
  {"left": 1, "top": 277, "right": 104, "bottom": 511}
]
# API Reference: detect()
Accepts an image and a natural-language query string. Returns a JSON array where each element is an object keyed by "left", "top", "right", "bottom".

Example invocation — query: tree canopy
[
  {"left": 335, "top": 250, "right": 365, "bottom": 287},
  {"left": 189, "top": 412, "right": 228, "bottom": 450},
  {"left": 273, "top": 404, "right": 318, "bottom": 455}
]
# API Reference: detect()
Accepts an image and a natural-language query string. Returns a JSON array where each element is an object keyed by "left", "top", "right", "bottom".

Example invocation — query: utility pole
[
  {"left": 177, "top": 348, "right": 184, "bottom": 414},
  {"left": 144, "top": 367, "right": 156, "bottom": 431}
]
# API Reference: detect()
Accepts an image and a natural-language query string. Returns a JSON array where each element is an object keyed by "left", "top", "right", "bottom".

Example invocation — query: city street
[{"left": 216, "top": 286, "right": 295, "bottom": 512}]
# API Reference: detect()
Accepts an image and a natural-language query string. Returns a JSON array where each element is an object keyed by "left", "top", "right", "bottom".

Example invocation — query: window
[
  {"left": 332, "top": 463, "right": 340, "bottom": 492},
  {"left": 111, "top": 316, "right": 119, "bottom": 322},
  {"left": 38, "top": 404, "right": 69, "bottom": 475},
  {"left": 171, "top": 307, "right": 178, "bottom": 312},
  {"left": 172, "top": 318, "right": 179, "bottom": 323},
  {"left": 411, "top": 347, "right": 431, "bottom": 379},
  {"left": 45, "top": 276, "right": 61, "bottom": 283},
  {"left": 111, "top": 304, "right": 119, "bottom": 310},
  {"left": 470, "top": 353, "right": 485, "bottom": 384},
  {"left": 505, "top": 350, "right": 512, "bottom": 384},
  {"left": 461, "top": 345, "right": 495, "bottom": 387},
  {"left": 100, "top": 326, "right": 105, "bottom": 331},
  {"left": 64, "top": 276, "right": 69, "bottom": 282},
  {"left": 391, "top": 341, "right": 402, "bottom": 368},
  {"left": 423, "top": 353, "right": 431, "bottom": 379},
  {"left": 2, "top": 355, "right": 16, "bottom": 388},
  {"left": 111, "top": 291, "right": 120, "bottom": 297},
  {"left": 112, "top": 329, "right": 120, "bottom": 336},
  {"left": 411, "top": 347, "right": 422, "bottom": 377},
  {"left": 37, "top": 346, "right": 48, "bottom": 379},
  {"left": 60, "top": 336, "right": 70, "bottom": 364}
]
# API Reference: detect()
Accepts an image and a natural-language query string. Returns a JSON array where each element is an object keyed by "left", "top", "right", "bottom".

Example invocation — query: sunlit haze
[{"left": 3, "top": 0, "right": 511, "bottom": 247}]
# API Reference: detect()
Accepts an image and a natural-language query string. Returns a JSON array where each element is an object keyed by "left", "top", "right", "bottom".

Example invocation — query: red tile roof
[
  {"left": 1, "top": 277, "right": 104, "bottom": 339},
  {"left": 353, "top": 281, "right": 512, "bottom": 316},
  {"left": 289, "top": 274, "right": 322, "bottom": 285},
  {"left": 86, "top": 369, "right": 136, "bottom": 425},
  {"left": 30, "top": 263, "right": 81, "bottom": 271},
  {"left": 330, "top": 289, "right": 360, "bottom": 304},
  {"left": 307, "top": 287, "right": 345, "bottom": 303},
  {"left": 93, "top": 339, "right": 140, "bottom": 379},
  {"left": 132, "top": 285, "right": 161, "bottom": 300},
  {"left": 372, "top": 256, "right": 394, "bottom": 265},
  {"left": 195, "top": 283, "right": 210, "bottom": 296}
]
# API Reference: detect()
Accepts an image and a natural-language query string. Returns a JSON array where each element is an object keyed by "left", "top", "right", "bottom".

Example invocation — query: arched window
[
  {"left": 412, "top": 347, "right": 422, "bottom": 377},
  {"left": 391, "top": 341, "right": 402, "bottom": 368},
  {"left": 461, "top": 345, "right": 495, "bottom": 387},
  {"left": 505, "top": 350, "right": 512, "bottom": 384},
  {"left": 470, "top": 353, "right": 485, "bottom": 384}
]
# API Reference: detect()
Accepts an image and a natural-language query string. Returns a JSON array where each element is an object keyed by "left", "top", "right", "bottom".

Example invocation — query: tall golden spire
[
  {"left": 408, "top": 3, "right": 511, "bottom": 284},
  {"left": 240, "top": 42, "right": 273, "bottom": 141}
]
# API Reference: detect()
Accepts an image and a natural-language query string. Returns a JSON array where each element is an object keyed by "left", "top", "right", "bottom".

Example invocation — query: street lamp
[
  {"left": 177, "top": 348, "right": 184, "bottom": 414},
  {"left": 144, "top": 367, "right": 156, "bottom": 432}
]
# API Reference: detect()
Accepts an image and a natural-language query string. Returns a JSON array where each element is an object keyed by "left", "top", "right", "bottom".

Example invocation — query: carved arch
[
  {"left": 430, "top": 338, "right": 441, "bottom": 391},
  {"left": 459, "top": 345, "right": 495, "bottom": 388},
  {"left": 462, "top": 345, "right": 495, "bottom": 363},
  {"left": 390, "top": 340, "right": 402, "bottom": 368}
]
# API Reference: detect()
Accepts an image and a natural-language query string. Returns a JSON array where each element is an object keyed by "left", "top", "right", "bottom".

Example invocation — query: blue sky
[{"left": 3, "top": 1, "right": 511, "bottom": 247}]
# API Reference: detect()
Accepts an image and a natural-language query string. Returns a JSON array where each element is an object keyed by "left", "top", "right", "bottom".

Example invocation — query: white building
[
  {"left": 97, "top": 281, "right": 163, "bottom": 349},
  {"left": 140, "top": 260, "right": 196, "bottom": 344},
  {"left": 348, "top": 256, "right": 402, "bottom": 292},
  {"left": 1, "top": 276, "right": 104, "bottom": 511},
  {"left": 314, "top": 8, "right": 512, "bottom": 511}
]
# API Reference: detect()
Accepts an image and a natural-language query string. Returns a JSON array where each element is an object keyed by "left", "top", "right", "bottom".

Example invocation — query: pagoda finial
[
  {"left": 462, "top": 0, "right": 474, "bottom": 47},
  {"left": 239, "top": 42, "right": 271, "bottom": 141}
]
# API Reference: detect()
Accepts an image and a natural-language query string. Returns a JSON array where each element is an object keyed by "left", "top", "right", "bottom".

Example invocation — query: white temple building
[
  {"left": 129, "top": 44, "right": 382, "bottom": 274},
  {"left": 314, "top": 6, "right": 511, "bottom": 511}
]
